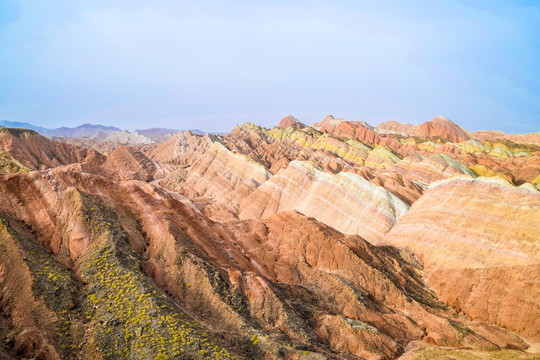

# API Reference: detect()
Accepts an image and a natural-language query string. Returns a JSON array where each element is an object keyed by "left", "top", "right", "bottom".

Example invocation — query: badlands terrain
[{"left": 0, "top": 115, "right": 539, "bottom": 360}]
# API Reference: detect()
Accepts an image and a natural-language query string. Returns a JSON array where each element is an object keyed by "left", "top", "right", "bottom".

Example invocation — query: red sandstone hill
[
  {"left": 0, "top": 117, "right": 538, "bottom": 359},
  {"left": 0, "top": 127, "right": 103, "bottom": 169},
  {"left": 0, "top": 166, "right": 530, "bottom": 359},
  {"left": 417, "top": 115, "right": 471, "bottom": 143},
  {"left": 376, "top": 116, "right": 472, "bottom": 143},
  {"left": 473, "top": 129, "right": 540, "bottom": 145},
  {"left": 277, "top": 114, "right": 305, "bottom": 130},
  {"left": 376, "top": 120, "right": 420, "bottom": 136},
  {"left": 313, "top": 115, "right": 400, "bottom": 149}
]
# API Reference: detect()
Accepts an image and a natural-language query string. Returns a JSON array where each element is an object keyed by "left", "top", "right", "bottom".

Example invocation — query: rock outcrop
[
  {"left": 383, "top": 177, "right": 540, "bottom": 341},
  {"left": 0, "top": 114, "right": 538, "bottom": 359},
  {"left": 0, "top": 167, "right": 530, "bottom": 359},
  {"left": 239, "top": 160, "right": 409, "bottom": 243},
  {"left": 390, "top": 153, "right": 476, "bottom": 185},
  {"left": 376, "top": 121, "right": 420, "bottom": 136},
  {"left": 163, "top": 142, "right": 273, "bottom": 220},
  {"left": 417, "top": 116, "right": 471, "bottom": 143},
  {"left": 102, "top": 130, "right": 153, "bottom": 145},
  {"left": 277, "top": 115, "right": 305, "bottom": 130},
  {"left": 150, "top": 130, "right": 218, "bottom": 165},
  {"left": 473, "top": 130, "right": 540, "bottom": 146},
  {"left": 312, "top": 114, "right": 345, "bottom": 133},
  {"left": 0, "top": 128, "right": 101, "bottom": 170}
]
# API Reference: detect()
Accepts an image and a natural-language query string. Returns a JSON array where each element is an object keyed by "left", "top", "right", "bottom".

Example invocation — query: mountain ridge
[{"left": 0, "top": 114, "right": 538, "bottom": 359}]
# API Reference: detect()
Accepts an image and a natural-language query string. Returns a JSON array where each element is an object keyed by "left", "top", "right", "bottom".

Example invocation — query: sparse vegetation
[{"left": 78, "top": 194, "right": 234, "bottom": 359}]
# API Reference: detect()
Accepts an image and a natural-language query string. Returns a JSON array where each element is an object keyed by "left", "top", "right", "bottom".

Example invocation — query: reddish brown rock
[
  {"left": 383, "top": 177, "right": 540, "bottom": 342},
  {"left": 312, "top": 114, "right": 345, "bottom": 133},
  {"left": 1, "top": 165, "right": 530, "bottom": 359},
  {"left": 417, "top": 116, "right": 471, "bottom": 143},
  {"left": 0, "top": 127, "right": 102, "bottom": 170},
  {"left": 162, "top": 142, "right": 273, "bottom": 220},
  {"left": 376, "top": 121, "right": 420, "bottom": 137},
  {"left": 223, "top": 124, "right": 298, "bottom": 173},
  {"left": 312, "top": 116, "right": 402, "bottom": 149},
  {"left": 390, "top": 153, "right": 476, "bottom": 185},
  {"left": 277, "top": 115, "right": 305, "bottom": 130},
  {"left": 98, "top": 145, "right": 172, "bottom": 181},
  {"left": 473, "top": 130, "right": 540, "bottom": 145},
  {"left": 239, "top": 160, "right": 410, "bottom": 243},
  {"left": 149, "top": 130, "right": 218, "bottom": 165},
  {"left": 0, "top": 116, "right": 538, "bottom": 359}
]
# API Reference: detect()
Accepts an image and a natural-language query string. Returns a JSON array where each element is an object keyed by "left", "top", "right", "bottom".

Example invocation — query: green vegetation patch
[
  {"left": 0, "top": 150, "right": 31, "bottom": 174},
  {"left": 77, "top": 193, "right": 234, "bottom": 359},
  {"left": 0, "top": 213, "right": 83, "bottom": 359}
]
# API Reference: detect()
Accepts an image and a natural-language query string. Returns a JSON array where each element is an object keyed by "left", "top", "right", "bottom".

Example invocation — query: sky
[{"left": 0, "top": 0, "right": 539, "bottom": 134}]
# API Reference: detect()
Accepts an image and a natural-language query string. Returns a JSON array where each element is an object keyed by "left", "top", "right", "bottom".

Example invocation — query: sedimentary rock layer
[
  {"left": 417, "top": 116, "right": 471, "bottom": 143},
  {"left": 0, "top": 167, "right": 529, "bottom": 359},
  {"left": 383, "top": 177, "right": 540, "bottom": 341},
  {"left": 239, "top": 160, "right": 409, "bottom": 243},
  {"left": 0, "top": 127, "right": 101, "bottom": 170}
]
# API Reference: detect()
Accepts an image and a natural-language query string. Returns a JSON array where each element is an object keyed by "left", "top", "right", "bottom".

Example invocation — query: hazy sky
[{"left": 1, "top": 0, "right": 539, "bottom": 133}]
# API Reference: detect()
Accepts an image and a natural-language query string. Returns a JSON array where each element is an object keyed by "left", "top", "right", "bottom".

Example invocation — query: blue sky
[{"left": 1, "top": 0, "right": 539, "bottom": 133}]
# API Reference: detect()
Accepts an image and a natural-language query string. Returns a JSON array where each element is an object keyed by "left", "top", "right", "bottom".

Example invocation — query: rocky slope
[
  {"left": 0, "top": 114, "right": 538, "bottom": 360},
  {"left": 416, "top": 116, "right": 471, "bottom": 143},
  {"left": 376, "top": 121, "right": 420, "bottom": 137},
  {"left": 239, "top": 160, "right": 409, "bottom": 244},
  {"left": 0, "top": 128, "right": 102, "bottom": 170},
  {"left": 278, "top": 115, "right": 305, "bottom": 130},
  {"left": 101, "top": 130, "right": 153, "bottom": 145},
  {"left": 382, "top": 177, "right": 540, "bottom": 341},
  {"left": 0, "top": 167, "right": 530, "bottom": 359},
  {"left": 150, "top": 130, "right": 219, "bottom": 165},
  {"left": 473, "top": 130, "right": 540, "bottom": 145}
]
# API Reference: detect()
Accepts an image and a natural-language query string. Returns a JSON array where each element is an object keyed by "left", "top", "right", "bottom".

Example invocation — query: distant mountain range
[
  {"left": 0, "top": 121, "right": 123, "bottom": 138},
  {"left": 0, "top": 120, "right": 208, "bottom": 142}
]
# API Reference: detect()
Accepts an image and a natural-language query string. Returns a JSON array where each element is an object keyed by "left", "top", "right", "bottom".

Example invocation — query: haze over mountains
[
  {"left": 0, "top": 115, "right": 538, "bottom": 359},
  {"left": 0, "top": 120, "right": 207, "bottom": 143}
]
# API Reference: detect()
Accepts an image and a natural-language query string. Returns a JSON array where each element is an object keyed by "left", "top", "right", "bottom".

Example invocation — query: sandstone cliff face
[
  {"left": 376, "top": 121, "right": 420, "bottom": 137},
  {"left": 0, "top": 128, "right": 101, "bottom": 170},
  {"left": 312, "top": 115, "right": 345, "bottom": 133},
  {"left": 223, "top": 124, "right": 299, "bottom": 173},
  {"left": 278, "top": 115, "right": 305, "bottom": 130},
  {"left": 150, "top": 130, "right": 218, "bottom": 165},
  {"left": 390, "top": 153, "right": 476, "bottom": 185},
  {"left": 162, "top": 142, "right": 273, "bottom": 221},
  {"left": 0, "top": 167, "right": 530, "bottom": 359},
  {"left": 0, "top": 116, "right": 538, "bottom": 359},
  {"left": 417, "top": 116, "right": 471, "bottom": 143},
  {"left": 239, "top": 160, "right": 409, "bottom": 243},
  {"left": 312, "top": 116, "right": 400, "bottom": 149},
  {"left": 98, "top": 145, "right": 172, "bottom": 181},
  {"left": 383, "top": 177, "right": 540, "bottom": 341},
  {"left": 473, "top": 130, "right": 540, "bottom": 145},
  {"left": 332, "top": 121, "right": 400, "bottom": 149}
]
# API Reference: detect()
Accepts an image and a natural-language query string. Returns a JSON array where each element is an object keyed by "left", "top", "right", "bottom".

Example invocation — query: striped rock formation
[
  {"left": 0, "top": 127, "right": 101, "bottom": 170},
  {"left": 390, "top": 153, "right": 476, "bottom": 185},
  {"left": 473, "top": 130, "right": 540, "bottom": 145},
  {"left": 163, "top": 142, "right": 273, "bottom": 220},
  {"left": 239, "top": 160, "right": 409, "bottom": 243},
  {"left": 150, "top": 130, "right": 218, "bottom": 165},
  {"left": 0, "top": 166, "right": 530, "bottom": 359},
  {"left": 277, "top": 114, "right": 305, "bottom": 130},
  {"left": 376, "top": 121, "right": 420, "bottom": 137},
  {"left": 382, "top": 177, "right": 540, "bottom": 342},
  {"left": 417, "top": 116, "right": 471, "bottom": 143}
]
